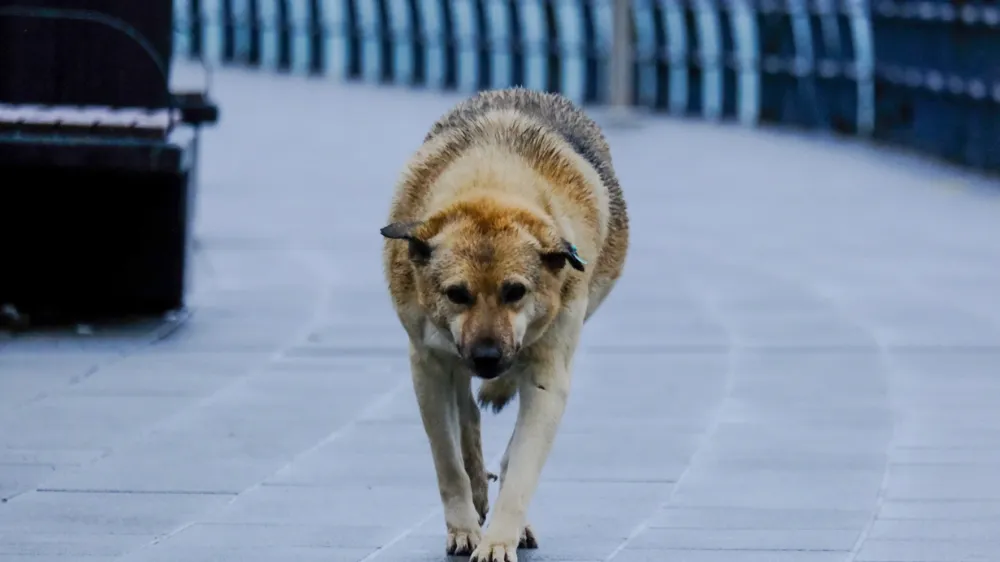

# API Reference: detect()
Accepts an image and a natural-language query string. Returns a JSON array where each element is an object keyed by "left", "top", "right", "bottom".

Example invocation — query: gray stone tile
[
  {"left": 855, "top": 539, "right": 1000, "bottom": 562},
  {"left": 885, "top": 465, "right": 1000, "bottom": 500},
  {"left": 0, "top": 449, "right": 102, "bottom": 466},
  {"left": 0, "top": 463, "right": 60, "bottom": 501},
  {"left": 163, "top": 522, "right": 401, "bottom": 549},
  {"left": 626, "top": 528, "right": 858, "bottom": 551},
  {"left": 868, "top": 519, "right": 1000, "bottom": 541},
  {"left": 529, "top": 481, "right": 673, "bottom": 531},
  {"left": 541, "top": 429, "right": 699, "bottom": 483},
  {"left": 0, "top": 557, "right": 116, "bottom": 562},
  {"left": 877, "top": 500, "right": 1000, "bottom": 521},
  {"left": 0, "top": 490, "right": 229, "bottom": 535},
  {"left": 268, "top": 421, "right": 438, "bottom": 487},
  {"left": 0, "top": 353, "right": 115, "bottom": 409},
  {"left": 647, "top": 507, "right": 872, "bottom": 530},
  {"left": 297, "top": 320, "right": 409, "bottom": 355},
  {"left": 0, "top": 394, "right": 194, "bottom": 450},
  {"left": 0, "top": 532, "right": 147, "bottom": 557},
  {"left": 354, "top": 537, "right": 455, "bottom": 562},
  {"left": 611, "top": 550, "right": 848, "bottom": 562},
  {"left": 582, "top": 314, "right": 731, "bottom": 348},
  {"left": 697, "top": 422, "right": 889, "bottom": 471},
  {"left": 41, "top": 362, "right": 407, "bottom": 494},
  {"left": 203, "top": 483, "right": 437, "bottom": 528},
  {"left": 54, "top": 353, "right": 258, "bottom": 398},
  {"left": 890, "top": 351, "right": 1000, "bottom": 379},
  {"left": 726, "top": 319, "right": 874, "bottom": 348},
  {"left": 889, "top": 447, "right": 1000, "bottom": 465},
  {"left": 669, "top": 467, "right": 884, "bottom": 510},
  {"left": 40, "top": 451, "right": 275, "bottom": 495},
  {"left": 893, "top": 425, "right": 1000, "bottom": 449},
  {"left": 128, "top": 545, "right": 375, "bottom": 562}
]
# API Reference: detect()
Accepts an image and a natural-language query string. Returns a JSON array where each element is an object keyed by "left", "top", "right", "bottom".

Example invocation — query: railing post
[{"left": 607, "top": 0, "right": 638, "bottom": 125}]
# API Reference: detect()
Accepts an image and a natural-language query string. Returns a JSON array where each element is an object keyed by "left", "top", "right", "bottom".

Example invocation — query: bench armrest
[{"left": 172, "top": 92, "right": 220, "bottom": 127}]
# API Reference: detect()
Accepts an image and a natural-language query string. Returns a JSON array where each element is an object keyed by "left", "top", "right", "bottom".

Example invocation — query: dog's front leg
[
  {"left": 411, "top": 348, "right": 482, "bottom": 555},
  {"left": 471, "top": 363, "right": 570, "bottom": 562},
  {"left": 496, "top": 431, "right": 539, "bottom": 550},
  {"left": 470, "top": 304, "right": 583, "bottom": 562},
  {"left": 457, "top": 374, "right": 491, "bottom": 524}
]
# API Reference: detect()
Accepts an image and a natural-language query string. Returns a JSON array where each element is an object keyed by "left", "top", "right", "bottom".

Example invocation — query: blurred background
[
  {"left": 166, "top": 0, "right": 998, "bottom": 167},
  {"left": 1, "top": 1, "right": 999, "bottom": 561}
]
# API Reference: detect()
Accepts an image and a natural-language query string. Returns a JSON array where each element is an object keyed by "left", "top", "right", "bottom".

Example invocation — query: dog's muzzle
[{"left": 468, "top": 340, "right": 510, "bottom": 379}]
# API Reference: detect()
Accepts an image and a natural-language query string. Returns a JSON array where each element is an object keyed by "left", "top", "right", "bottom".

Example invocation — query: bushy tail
[{"left": 477, "top": 377, "right": 519, "bottom": 413}]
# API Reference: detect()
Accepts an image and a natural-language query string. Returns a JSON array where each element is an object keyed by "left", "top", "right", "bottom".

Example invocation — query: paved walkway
[{"left": 2, "top": 65, "right": 1000, "bottom": 562}]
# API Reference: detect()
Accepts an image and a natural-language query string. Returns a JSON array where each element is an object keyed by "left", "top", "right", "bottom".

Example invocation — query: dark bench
[{"left": 0, "top": 1, "right": 219, "bottom": 327}]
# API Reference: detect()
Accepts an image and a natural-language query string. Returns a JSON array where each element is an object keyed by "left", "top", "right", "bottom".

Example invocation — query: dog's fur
[{"left": 381, "top": 88, "right": 628, "bottom": 562}]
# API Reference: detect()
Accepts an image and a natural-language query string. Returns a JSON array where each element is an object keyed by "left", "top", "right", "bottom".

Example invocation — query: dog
[{"left": 380, "top": 87, "right": 629, "bottom": 562}]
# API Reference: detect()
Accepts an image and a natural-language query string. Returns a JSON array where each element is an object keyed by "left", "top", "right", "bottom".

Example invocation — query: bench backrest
[{"left": 0, "top": 0, "right": 174, "bottom": 109}]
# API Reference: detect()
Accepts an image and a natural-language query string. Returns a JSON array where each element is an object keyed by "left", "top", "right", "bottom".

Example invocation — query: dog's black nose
[{"left": 470, "top": 341, "right": 504, "bottom": 379}]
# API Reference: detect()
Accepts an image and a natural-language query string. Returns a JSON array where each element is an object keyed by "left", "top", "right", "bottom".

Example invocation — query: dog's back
[{"left": 417, "top": 88, "right": 629, "bottom": 318}]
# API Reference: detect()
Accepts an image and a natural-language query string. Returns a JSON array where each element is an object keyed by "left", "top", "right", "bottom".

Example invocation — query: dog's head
[{"left": 381, "top": 200, "right": 585, "bottom": 379}]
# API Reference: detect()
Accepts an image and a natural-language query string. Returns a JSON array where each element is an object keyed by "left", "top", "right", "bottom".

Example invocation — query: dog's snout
[{"left": 470, "top": 340, "right": 505, "bottom": 379}]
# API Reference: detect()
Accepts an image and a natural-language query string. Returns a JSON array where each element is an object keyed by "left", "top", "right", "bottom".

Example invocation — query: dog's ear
[
  {"left": 541, "top": 239, "right": 587, "bottom": 273},
  {"left": 380, "top": 221, "right": 432, "bottom": 264}
]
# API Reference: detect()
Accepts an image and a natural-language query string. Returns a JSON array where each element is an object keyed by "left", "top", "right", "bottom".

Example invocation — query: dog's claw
[
  {"left": 446, "top": 527, "right": 482, "bottom": 556},
  {"left": 487, "top": 471, "right": 499, "bottom": 482},
  {"left": 519, "top": 525, "right": 538, "bottom": 549},
  {"left": 470, "top": 539, "right": 518, "bottom": 562}
]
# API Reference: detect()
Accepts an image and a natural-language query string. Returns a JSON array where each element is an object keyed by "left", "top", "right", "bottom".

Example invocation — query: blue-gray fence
[{"left": 171, "top": 0, "right": 1000, "bottom": 173}]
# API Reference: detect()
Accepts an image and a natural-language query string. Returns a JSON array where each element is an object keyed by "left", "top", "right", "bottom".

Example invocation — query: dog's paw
[
  {"left": 447, "top": 526, "right": 482, "bottom": 556},
  {"left": 477, "top": 378, "right": 518, "bottom": 413},
  {"left": 519, "top": 524, "right": 538, "bottom": 549},
  {"left": 473, "top": 490, "right": 490, "bottom": 526},
  {"left": 470, "top": 469, "right": 493, "bottom": 525},
  {"left": 470, "top": 538, "right": 518, "bottom": 562}
]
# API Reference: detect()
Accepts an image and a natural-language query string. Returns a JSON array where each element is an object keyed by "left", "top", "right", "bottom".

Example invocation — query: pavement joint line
[
  {"left": 603, "top": 276, "right": 742, "bottom": 562},
  {"left": 625, "top": 547, "right": 852, "bottom": 552},
  {"left": 685, "top": 238, "right": 901, "bottom": 562},
  {"left": 359, "top": 426, "right": 512, "bottom": 562},
  {"left": 897, "top": 276, "right": 1000, "bottom": 339},
  {"left": 807, "top": 285, "right": 898, "bottom": 562},
  {"left": 3, "top": 309, "right": 193, "bottom": 413},
  {"left": 282, "top": 343, "right": 1000, "bottom": 358},
  {"left": 738, "top": 238, "right": 1000, "bottom": 339},
  {"left": 35, "top": 488, "right": 238, "bottom": 496},
  {"left": 2, "top": 248, "right": 341, "bottom": 538},
  {"left": 543, "top": 478, "right": 679, "bottom": 484},
  {"left": 117, "top": 377, "right": 412, "bottom": 560},
  {"left": 356, "top": 508, "right": 438, "bottom": 562}
]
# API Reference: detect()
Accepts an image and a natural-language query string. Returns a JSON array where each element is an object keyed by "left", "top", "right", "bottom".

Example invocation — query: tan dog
[{"left": 380, "top": 88, "right": 629, "bottom": 562}]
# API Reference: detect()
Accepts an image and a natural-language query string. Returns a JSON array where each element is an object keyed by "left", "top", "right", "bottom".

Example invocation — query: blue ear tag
[{"left": 565, "top": 243, "right": 587, "bottom": 272}]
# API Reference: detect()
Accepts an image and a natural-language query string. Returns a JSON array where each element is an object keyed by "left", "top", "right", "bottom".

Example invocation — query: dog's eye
[
  {"left": 501, "top": 282, "right": 527, "bottom": 304},
  {"left": 445, "top": 285, "right": 474, "bottom": 305}
]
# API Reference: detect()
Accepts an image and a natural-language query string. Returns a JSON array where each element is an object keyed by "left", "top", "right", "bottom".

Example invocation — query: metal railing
[{"left": 171, "top": 0, "right": 1000, "bottom": 173}]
